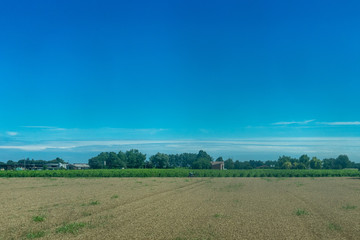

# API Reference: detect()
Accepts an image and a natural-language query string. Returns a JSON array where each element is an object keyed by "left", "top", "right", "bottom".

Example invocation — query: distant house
[
  {"left": 211, "top": 161, "right": 224, "bottom": 170},
  {"left": 45, "top": 163, "right": 68, "bottom": 170},
  {"left": 256, "top": 165, "right": 270, "bottom": 169},
  {"left": 70, "top": 163, "right": 90, "bottom": 170}
]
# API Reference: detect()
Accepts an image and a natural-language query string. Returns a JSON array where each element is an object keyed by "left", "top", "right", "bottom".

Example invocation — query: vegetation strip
[{"left": 0, "top": 169, "right": 359, "bottom": 178}]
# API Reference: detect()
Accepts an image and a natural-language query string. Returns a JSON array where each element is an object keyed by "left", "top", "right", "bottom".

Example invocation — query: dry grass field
[{"left": 0, "top": 177, "right": 360, "bottom": 240}]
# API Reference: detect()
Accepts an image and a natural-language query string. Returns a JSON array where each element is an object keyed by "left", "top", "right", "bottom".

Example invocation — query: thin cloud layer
[
  {"left": 319, "top": 122, "right": 360, "bottom": 126},
  {"left": 273, "top": 120, "right": 315, "bottom": 125},
  {"left": 1, "top": 138, "right": 359, "bottom": 162},
  {"left": 6, "top": 131, "right": 18, "bottom": 136}
]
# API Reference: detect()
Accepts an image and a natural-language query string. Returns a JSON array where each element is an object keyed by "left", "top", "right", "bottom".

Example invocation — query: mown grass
[
  {"left": 89, "top": 201, "right": 100, "bottom": 206},
  {"left": 328, "top": 223, "right": 342, "bottom": 231},
  {"left": 56, "top": 222, "right": 87, "bottom": 234},
  {"left": 295, "top": 209, "right": 309, "bottom": 216},
  {"left": 32, "top": 215, "right": 45, "bottom": 222},
  {"left": 0, "top": 169, "right": 359, "bottom": 178},
  {"left": 82, "top": 200, "right": 100, "bottom": 206},
  {"left": 342, "top": 204, "right": 357, "bottom": 210},
  {"left": 26, "top": 231, "right": 45, "bottom": 239}
]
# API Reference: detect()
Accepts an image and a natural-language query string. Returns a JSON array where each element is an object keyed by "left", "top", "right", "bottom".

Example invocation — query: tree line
[
  {"left": 0, "top": 157, "right": 66, "bottom": 170},
  {"left": 87, "top": 149, "right": 360, "bottom": 170},
  {"left": 88, "top": 149, "right": 213, "bottom": 169},
  {"left": 1, "top": 150, "right": 359, "bottom": 170}
]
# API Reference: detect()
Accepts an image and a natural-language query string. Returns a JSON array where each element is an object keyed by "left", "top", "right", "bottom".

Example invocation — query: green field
[{"left": 0, "top": 169, "right": 359, "bottom": 178}]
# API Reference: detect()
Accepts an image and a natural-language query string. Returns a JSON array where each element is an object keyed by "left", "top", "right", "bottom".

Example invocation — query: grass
[
  {"left": 328, "top": 223, "right": 342, "bottom": 231},
  {"left": 82, "top": 200, "right": 100, "bottom": 206},
  {"left": 261, "top": 177, "right": 272, "bottom": 182},
  {"left": 111, "top": 195, "right": 119, "bottom": 199},
  {"left": 295, "top": 182, "right": 304, "bottom": 187},
  {"left": 295, "top": 209, "right": 309, "bottom": 216},
  {"left": 221, "top": 183, "right": 244, "bottom": 192},
  {"left": 26, "top": 231, "right": 45, "bottom": 239},
  {"left": 89, "top": 200, "right": 100, "bottom": 205},
  {"left": 213, "top": 213, "right": 225, "bottom": 218},
  {"left": 82, "top": 212, "right": 92, "bottom": 217},
  {"left": 56, "top": 222, "right": 87, "bottom": 234},
  {"left": 342, "top": 204, "right": 357, "bottom": 210},
  {"left": 32, "top": 215, "right": 45, "bottom": 222}
]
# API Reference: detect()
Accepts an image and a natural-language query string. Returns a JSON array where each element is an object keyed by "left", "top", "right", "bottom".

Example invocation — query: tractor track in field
[
  {"left": 41, "top": 180, "right": 207, "bottom": 238},
  {"left": 285, "top": 189, "right": 352, "bottom": 240}
]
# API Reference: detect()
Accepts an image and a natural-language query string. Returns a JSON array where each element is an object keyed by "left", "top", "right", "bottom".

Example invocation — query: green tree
[
  {"left": 310, "top": 157, "right": 322, "bottom": 169},
  {"left": 294, "top": 162, "right": 306, "bottom": 169},
  {"left": 191, "top": 158, "right": 211, "bottom": 169},
  {"left": 107, "top": 152, "right": 125, "bottom": 169},
  {"left": 322, "top": 158, "right": 335, "bottom": 169},
  {"left": 180, "top": 153, "right": 197, "bottom": 167},
  {"left": 117, "top": 151, "right": 127, "bottom": 167},
  {"left": 299, "top": 154, "right": 310, "bottom": 168},
  {"left": 0, "top": 161, "right": 6, "bottom": 169},
  {"left": 150, "top": 153, "right": 170, "bottom": 168},
  {"left": 334, "top": 155, "right": 351, "bottom": 169},
  {"left": 216, "top": 157, "right": 224, "bottom": 162},
  {"left": 224, "top": 158, "right": 234, "bottom": 169},
  {"left": 282, "top": 161, "right": 292, "bottom": 169},
  {"left": 277, "top": 156, "right": 292, "bottom": 168},
  {"left": 234, "top": 160, "right": 241, "bottom": 169},
  {"left": 125, "top": 149, "right": 146, "bottom": 168},
  {"left": 197, "top": 150, "right": 212, "bottom": 162},
  {"left": 88, "top": 152, "right": 108, "bottom": 169}
]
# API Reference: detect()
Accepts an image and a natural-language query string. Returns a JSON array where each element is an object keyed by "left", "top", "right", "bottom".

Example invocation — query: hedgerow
[{"left": 0, "top": 169, "right": 359, "bottom": 178}]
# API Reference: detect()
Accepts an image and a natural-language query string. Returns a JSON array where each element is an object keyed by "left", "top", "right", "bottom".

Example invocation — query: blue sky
[{"left": 1, "top": 0, "right": 360, "bottom": 162}]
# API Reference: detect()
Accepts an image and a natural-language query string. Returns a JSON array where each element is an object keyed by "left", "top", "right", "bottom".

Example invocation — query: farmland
[
  {"left": 1, "top": 177, "right": 360, "bottom": 239},
  {"left": 0, "top": 168, "right": 360, "bottom": 178}
]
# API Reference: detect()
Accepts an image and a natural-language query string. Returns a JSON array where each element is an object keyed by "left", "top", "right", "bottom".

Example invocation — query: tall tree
[
  {"left": 299, "top": 154, "right": 310, "bottom": 168},
  {"left": 310, "top": 157, "right": 322, "bottom": 169},
  {"left": 334, "top": 155, "right": 351, "bottom": 169},
  {"left": 107, "top": 152, "right": 125, "bottom": 169},
  {"left": 117, "top": 151, "right": 127, "bottom": 166},
  {"left": 197, "top": 150, "right": 212, "bottom": 162},
  {"left": 224, "top": 158, "right": 234, "bottom": 169},
  {"left": 191, "top": 158, "right": 211, "bottom": 169},
  {"left": 88, "top": 152, "right": 108, "bottom": 169},
  {"left": 216, "top": 157, "right": 224, "bottom": 162},
  {"left": 150, "top": 153, "right": 170, "bottom": 169},
  {"left": 322, "top": 158, "right": 335, "bottom": 169},
  {"left": 125, "top": 149, "right": 146, "bottom": 168},
  {"left": 278, "top": 156, "right": 292, "bottom": 169}
]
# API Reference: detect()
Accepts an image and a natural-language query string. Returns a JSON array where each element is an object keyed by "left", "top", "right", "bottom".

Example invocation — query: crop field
[
  {"left": 1, "top": 177, "right": 360, "bottom": 240},
  {"left": 1, "top": 169, "right": 360, "bottom": 178}
]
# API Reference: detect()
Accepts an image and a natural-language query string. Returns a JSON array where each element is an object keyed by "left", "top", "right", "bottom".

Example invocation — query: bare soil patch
[{"left": 0, "top": 177, "right": 359, "bottom": 239}]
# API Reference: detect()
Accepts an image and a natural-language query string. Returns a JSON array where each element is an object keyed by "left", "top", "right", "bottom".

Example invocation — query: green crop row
[{"left": 0, "top": 169, "right": 359, "bottom": 178}]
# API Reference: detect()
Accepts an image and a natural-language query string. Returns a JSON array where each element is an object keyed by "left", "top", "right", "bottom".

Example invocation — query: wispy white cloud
[
  {"left": 273, "top": 120, "right": 315, "bottom": 125},
  {"left": 22, "top": 126, "right": 66, "bottom": 131},
  {"left": 0, "top": 140, "right": 182, "bottom": 151},
  {"left": 6, "top": 131, "right": 18, "bottom": 136},
  {"left": 0, "top": 137, "right": 359, "bottom": 151},
  {"left": 1, "top": 138, "right": 360, "bottom": 162},
  {"left": 319, "top": 121, "right": 360, "bottom": 126}
]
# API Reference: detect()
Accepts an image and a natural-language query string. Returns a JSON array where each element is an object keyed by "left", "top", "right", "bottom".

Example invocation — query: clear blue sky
[{"left": 1, "top": 0, "right": 360, "bottom": 162}]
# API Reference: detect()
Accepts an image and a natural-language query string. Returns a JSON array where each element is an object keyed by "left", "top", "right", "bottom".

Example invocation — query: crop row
[{"left": 0, "top": 169, "right": 359, "bottom": 178}]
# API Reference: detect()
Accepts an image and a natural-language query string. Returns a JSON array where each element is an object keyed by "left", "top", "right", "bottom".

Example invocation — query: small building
[
  {"left": 70, "top": 163, "right": 90, "bottom": 170},
  {"left": 45, "top": 163, "right": 68, "bottom": 170},
  {"left": 211, "top": 161, "right": 224, "bottom": 170}
]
